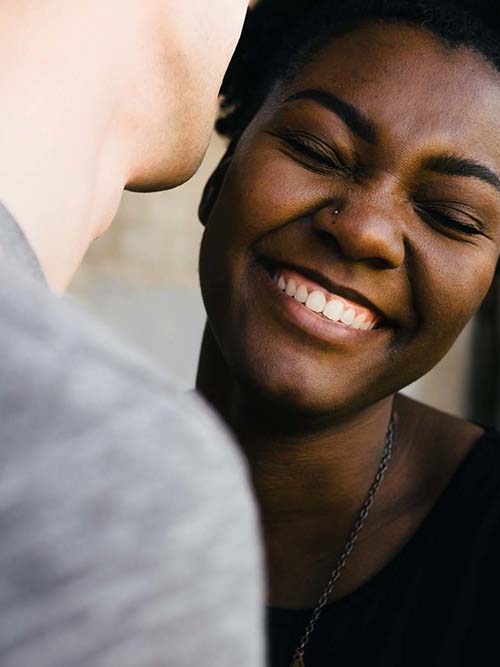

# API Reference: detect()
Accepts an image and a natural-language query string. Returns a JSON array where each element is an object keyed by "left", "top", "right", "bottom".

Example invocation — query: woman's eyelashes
[
  {"left": 268, "top": 128, "right": 489, "bottom": 240},
  {"left": 268, "top": 129, "right": 351, "bottom": 176},
  {"left": 413, "top": 201, "right": 485, "bottom": 237}
]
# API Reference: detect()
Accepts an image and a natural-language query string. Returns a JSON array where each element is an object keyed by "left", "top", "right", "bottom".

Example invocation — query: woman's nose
[{"left": 311, "top": 196, "right": 406, "bottom": 270}]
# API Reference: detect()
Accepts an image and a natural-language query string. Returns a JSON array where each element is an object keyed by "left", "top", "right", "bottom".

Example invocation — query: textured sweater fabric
[{"left": 0, "top": 203, "right": 264, "bottom": 667}]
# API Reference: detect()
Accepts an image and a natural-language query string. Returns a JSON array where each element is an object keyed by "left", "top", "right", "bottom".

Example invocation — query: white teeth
[
  {"left": 323, "top": 299, "right": 343, "bottom": 322},
  {"left": 340, "top": 308, "right": 356, "bottom": 326},
  {"left": 285, "top": 279, "right": 297, "bottom": 297},
  {"left": 295, "top": 285, "right": 308, "bottom": 303},
  {"left": 275, "top": 273, "right": 377, "bottom": 331},
  {"left": 352, "top": 313, "right": 366, "bottom": 330},
  {"left": 305, "top": 290, "right": 326, "bottom": 313}
]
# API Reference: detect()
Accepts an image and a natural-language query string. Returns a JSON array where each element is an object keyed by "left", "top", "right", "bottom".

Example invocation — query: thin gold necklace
[{"left": 290, "top": 418, "right": 394, "bottom": 667}]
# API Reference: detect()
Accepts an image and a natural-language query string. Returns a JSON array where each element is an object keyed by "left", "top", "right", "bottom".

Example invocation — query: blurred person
[
  {"left": 0, "top": 0, "right": 249, "bottom": 291},
  {"left": 0, "top": 1, "right": 264, "bottom": 667},
  {"left": 196, "top": 0, "right": 500, "bottom": 665}
]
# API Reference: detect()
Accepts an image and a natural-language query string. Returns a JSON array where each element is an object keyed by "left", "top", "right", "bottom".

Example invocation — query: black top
[{"left": 267, "top": 428, "right": 500, "bottom": 667}]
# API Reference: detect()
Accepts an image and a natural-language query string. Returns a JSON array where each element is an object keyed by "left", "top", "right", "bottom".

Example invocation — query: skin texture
[
  {"left": 128, "top": 0, "right": 250, "bottom": 191},
  {"left": 197, "top": 23, "right": 500, "bottom": 607},
  {"left": 0, "top": 0, "right": 248, "bottom": 291}
]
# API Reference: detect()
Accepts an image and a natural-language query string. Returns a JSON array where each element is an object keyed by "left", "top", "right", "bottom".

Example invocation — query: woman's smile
[
  {"left": 274, "top": 270, "right": 378, "bottom": 330},
  {"left": 255, "top": 259, "right": 392, "bottom": 348}
]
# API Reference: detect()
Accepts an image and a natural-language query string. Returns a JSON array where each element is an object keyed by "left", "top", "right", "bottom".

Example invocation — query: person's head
[
  {"left": 124, "top": 0, "right": 249, "bottom": 191},
  {"left": 198, "top": 0, "right": 500, "bottom": 425}
]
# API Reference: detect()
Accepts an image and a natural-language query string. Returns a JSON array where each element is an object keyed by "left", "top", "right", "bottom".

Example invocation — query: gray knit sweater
[{"left": 0, "top": 203, "right": 264, "bottom": 667}]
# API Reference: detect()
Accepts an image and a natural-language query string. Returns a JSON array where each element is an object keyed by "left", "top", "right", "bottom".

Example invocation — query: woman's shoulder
[
  {"left": 395, "top": 393, "right": 497, "bottom": 474},
  {"left": 407, "top": 398, "right": 500, "bottom": 543},
  {"left": 395, "top": 394, "right": 500, "bottom": 529}
]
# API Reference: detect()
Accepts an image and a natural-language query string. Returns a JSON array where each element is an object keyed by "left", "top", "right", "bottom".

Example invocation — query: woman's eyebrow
[
  {"left": 281, "top": 91, "right": 500, "bottom": 196},
  {"left": 422, "top": 154, "right": 500, "bottom": 195},
  {"left": 282, "top": 88, "right": 378, "bottom": 145}
]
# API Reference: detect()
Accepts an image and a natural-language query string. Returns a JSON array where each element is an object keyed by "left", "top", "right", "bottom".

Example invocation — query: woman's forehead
[{"left": 274, "top": 21, "right": 500, "bottom": 159}]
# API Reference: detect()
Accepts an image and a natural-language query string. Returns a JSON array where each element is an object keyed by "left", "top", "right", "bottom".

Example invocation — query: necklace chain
[{"left": 290, "top": 418, "right": 394, "bottom": 667}]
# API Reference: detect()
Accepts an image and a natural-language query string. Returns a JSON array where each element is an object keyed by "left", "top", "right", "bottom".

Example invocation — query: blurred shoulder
[{"left": 0, "top": 260, "right": 251, "bottom": 492}]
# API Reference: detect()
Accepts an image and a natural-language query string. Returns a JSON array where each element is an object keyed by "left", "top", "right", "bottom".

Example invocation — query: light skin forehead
[
  {"left": 277, "top": 22, "right": 500, "bottom": 168},
  {"left": 163, "top": 0, "right": 248, "bottom": 40}
]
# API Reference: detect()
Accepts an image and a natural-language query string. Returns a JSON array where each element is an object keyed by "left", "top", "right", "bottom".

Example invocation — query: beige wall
[
  {"left": 72, "top": 136, "right": 226, "bottom": 293},
  {"left": 70, "top": 134, "right": 473, "bottom": 415}
]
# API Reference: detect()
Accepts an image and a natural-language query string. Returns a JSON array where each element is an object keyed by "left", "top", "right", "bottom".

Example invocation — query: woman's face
[{"left": 199, "top": 22, "right": 500, "bottom": 419}]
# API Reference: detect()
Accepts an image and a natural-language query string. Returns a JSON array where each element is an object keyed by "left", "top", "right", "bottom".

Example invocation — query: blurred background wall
[{"left": 69, "top": 134, "right": 474, "bottom": 417}]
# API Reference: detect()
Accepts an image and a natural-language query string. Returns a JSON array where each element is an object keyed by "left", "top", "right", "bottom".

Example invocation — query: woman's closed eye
[
  {"left": 268, "top": 129, "right": 350, "bottom": 177},
  {"left": 414, "top": 200, "right": 486, "bottom": 238}
]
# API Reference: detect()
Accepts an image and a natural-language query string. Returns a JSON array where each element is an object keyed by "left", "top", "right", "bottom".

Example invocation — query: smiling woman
[{"left": 196, "top": 1, "right": 500, "bottom": 665}]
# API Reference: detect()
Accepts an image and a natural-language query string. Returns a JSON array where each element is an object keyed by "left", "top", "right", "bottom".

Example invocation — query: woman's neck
[
  {"left": 197, "top": 324, "right": 482, "bottom": 607},
  {"left": 197, "top": 325, "right": 451, "bottom": 606},
  {"left": 197, "top": 323, "right": 407, "bottom": 528},
  {"left": 197, "top": 324, "right": 444, "bottom": 607}
]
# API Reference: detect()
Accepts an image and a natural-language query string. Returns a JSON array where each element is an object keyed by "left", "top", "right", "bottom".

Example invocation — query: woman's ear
[{"left": 198, "top": 145, "right": 234, "bottom": 226}]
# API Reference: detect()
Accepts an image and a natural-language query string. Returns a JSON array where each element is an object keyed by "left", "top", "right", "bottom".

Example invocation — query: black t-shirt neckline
[{"left": 268, "top": 426, "right": 499, "bottom": 620}]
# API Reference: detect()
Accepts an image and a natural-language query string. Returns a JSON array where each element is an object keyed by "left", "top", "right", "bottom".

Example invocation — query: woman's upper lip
[{"left": 260, "top": 258, "right": 391, "bottom": 323}]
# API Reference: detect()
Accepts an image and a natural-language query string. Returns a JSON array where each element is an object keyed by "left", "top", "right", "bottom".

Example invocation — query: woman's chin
[{"left": 232, "top": 354, "right": 360, "bottom": 420}]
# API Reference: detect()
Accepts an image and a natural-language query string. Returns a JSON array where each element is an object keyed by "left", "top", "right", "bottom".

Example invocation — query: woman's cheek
[
  {"left": 226, "top": 147, "right": 325, "bottom": 238},
  {"left": 423, "top": 250, "right": 495, "bottom": 340}
]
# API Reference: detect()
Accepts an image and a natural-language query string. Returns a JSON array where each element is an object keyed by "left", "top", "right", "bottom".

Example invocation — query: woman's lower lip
[{"left": 257, "top": 263, "right": 389, "bottom": 347}]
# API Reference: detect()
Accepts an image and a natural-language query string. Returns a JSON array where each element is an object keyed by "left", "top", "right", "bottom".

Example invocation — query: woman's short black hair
[{"left": 217, "top": 0, "right": 500, "bottom": 143}]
